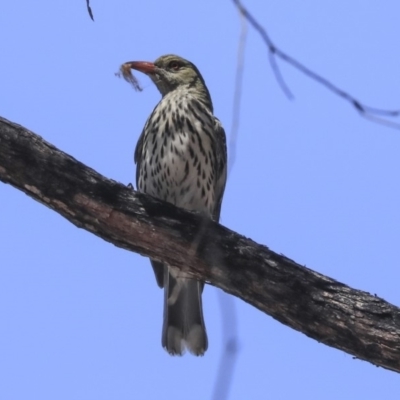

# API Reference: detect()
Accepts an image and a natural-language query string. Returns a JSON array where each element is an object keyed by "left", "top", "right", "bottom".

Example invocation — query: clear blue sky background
[{"left": 1, "top": 1, "right": 400, "bottom": 399}]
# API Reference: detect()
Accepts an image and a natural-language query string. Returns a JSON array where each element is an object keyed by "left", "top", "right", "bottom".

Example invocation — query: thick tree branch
[{"left": 1, "top": 115, "right": 400, "bottom": 373}]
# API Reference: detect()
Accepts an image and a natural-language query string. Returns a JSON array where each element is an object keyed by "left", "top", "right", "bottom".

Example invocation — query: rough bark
[{"left": 1, "top": 115, "right": 400, "bottom": 373}]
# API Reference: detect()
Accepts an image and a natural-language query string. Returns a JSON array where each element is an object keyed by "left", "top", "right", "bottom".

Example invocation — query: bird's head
[{"left": 127, "top": 54, "right": 213, "bottom": 110}]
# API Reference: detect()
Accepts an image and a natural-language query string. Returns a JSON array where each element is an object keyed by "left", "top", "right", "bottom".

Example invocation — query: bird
[{"left": 131, "top": 54, "right": 227, "bottom": 356}]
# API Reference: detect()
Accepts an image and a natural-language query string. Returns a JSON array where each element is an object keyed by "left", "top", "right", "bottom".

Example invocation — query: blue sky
[{"left": 1, "top": 1, "right": 400, "bottom": 399}]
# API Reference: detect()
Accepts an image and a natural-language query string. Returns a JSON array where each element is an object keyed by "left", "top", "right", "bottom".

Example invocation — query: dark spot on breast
[
  {"left": 189, "top": 146, "right": 194, "bottom": 158},
  {"left": 186, "top": 119, "right": 195, "bottom": 134}
]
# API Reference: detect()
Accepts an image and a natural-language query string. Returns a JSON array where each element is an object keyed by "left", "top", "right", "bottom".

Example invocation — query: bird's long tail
[{"left": 162, "top": 267, "right": 208, "bottom": 356}]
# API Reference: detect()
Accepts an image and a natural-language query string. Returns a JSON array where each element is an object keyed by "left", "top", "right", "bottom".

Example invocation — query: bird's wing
[
  {"left": 134, "top": 126, "right": 145, "bottom": 187},
  {"left": 134, "top": 124, "right": 165, "bottom": 288},
  {"left": 212, "top": 118, "right": 228, "bottom": 223}
]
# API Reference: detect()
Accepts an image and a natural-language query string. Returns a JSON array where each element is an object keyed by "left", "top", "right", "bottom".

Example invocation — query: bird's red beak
[{"left": 126, "top": 61, "right": 156, "bottom": 75}]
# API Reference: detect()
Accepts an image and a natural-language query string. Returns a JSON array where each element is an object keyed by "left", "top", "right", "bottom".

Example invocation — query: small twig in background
[
  {"left": 86, "top": 0, "right": 94, "bottom": 21},
  {"left": 211, "top": 9, "right": 246, "bottom": 400},
  {"left": 232, "top": 0, "right": 400, "bottom": 129},
  {"left": 212, "top": 290, "right": 240, "bottom": 400},
  {"left": 228, "top": 8, "right": 248, "bottom": 175},
  {"left": 268, "top": 50, "right": 294, "bottom": 100}
]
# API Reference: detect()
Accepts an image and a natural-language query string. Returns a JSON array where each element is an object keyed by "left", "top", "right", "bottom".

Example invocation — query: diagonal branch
[
  {"left": 1, "top": 115, "right": 400, "bottom": 373},
  {"left": 232, "top": 0, "right": 400, "bottom": 129}
]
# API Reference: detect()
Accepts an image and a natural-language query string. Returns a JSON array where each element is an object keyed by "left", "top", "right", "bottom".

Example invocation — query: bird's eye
[{"left": 169, "top": 61, "right": 181, "bottom": 71}]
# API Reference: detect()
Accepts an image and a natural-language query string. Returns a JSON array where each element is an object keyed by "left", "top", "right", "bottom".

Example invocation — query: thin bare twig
[
  {"left": 86, "top": 0, "right": 94, "bottom": 21},
  {"left": 232, "top": 0, "right": 400, "bottom": 129},
  {"left": 268, "top": 51, "right": 294, "bottom": 100},
  {"left": 211, "top": 11, "right": 245, "bottom": 398},
  {"left": 228, "top": 8, "right": 248, "bottom": 174},
  {"left": 212, "top": 290, "right": 240, "bottom": 400}
]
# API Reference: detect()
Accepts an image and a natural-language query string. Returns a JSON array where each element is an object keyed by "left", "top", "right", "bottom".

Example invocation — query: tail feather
[{"left": 162, "top": 266, "right": 208, "bottom": 356}]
